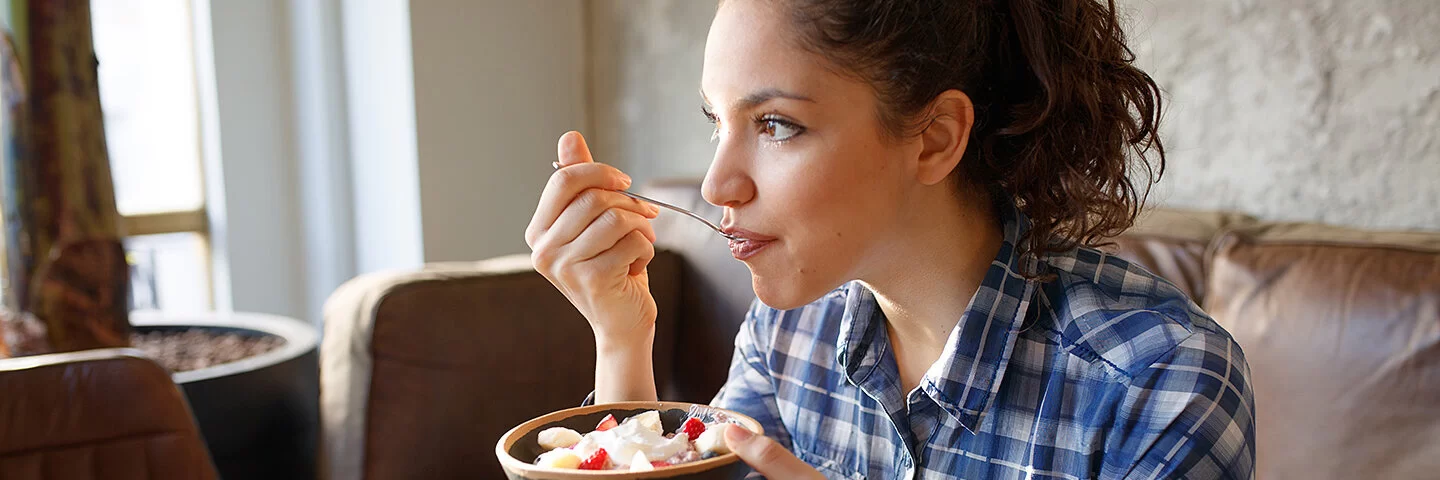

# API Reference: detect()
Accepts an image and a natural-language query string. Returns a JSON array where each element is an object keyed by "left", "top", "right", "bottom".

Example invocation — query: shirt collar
[{"left": 836, "top": 200, "right": 1038, "bottom": 432}]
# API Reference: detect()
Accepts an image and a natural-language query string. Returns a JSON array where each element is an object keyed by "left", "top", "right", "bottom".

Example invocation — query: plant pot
[{"left": 132, "top": 312, "right": 319, "bottom": 480}]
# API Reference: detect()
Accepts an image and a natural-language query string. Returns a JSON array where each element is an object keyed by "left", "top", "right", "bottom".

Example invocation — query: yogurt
[{"left": 571, "top": 418, "right": 691, "bottom": 467}]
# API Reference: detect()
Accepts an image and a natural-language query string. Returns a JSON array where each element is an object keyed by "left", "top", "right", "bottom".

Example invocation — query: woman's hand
[
  {"left": 527, "top": 131, "right": 661, "bottom": 345},
  {"left": 725, "top": 427, "right": 825, "bottom": 479},
  {"left": 526, "top": 131, "right": 662, "bottom": 402}
]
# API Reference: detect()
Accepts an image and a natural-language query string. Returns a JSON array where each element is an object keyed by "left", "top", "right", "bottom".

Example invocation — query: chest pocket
[{"left": 794, "top": 447, "right": 868, "bottom": 480}]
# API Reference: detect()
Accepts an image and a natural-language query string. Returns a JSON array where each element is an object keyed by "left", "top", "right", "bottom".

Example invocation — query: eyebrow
[{"left": 700, "top": 87, "right": 817, "bottom": 112}]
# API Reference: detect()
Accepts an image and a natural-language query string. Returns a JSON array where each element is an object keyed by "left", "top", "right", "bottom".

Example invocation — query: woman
[{"left": 526, "top": 0, "right": 1255, "bottom": 478}]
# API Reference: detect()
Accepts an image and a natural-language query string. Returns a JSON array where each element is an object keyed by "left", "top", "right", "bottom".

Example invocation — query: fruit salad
[{"left": 532, "top": 410, "right": 739, "bottom": 472}]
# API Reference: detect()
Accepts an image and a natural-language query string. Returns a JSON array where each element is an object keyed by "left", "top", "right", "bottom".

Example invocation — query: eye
[
  {"left": 702, "top": 105, "right": 720, "bottom": 142},
  {"left": 758, "top": 115, "right": 805, "bottom": 142}
]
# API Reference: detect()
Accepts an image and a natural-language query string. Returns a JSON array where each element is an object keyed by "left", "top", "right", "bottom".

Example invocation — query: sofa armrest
[
  {"left": 320, "top": 251, "right": 681, "bottom": 480},
  {"left": 0, "top": 348, "right": 218, "bottom": 479}
]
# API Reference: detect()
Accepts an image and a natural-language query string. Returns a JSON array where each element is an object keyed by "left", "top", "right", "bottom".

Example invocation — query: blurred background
[{"left": 4, "top": 0, "right": 1437, "bottom": 325}]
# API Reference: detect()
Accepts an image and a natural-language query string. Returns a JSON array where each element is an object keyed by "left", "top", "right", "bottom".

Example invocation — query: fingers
[
  {"left": 601, "top": 230, "right": 655, "bottom": 277},
  {"left": 526, "top": 162, "right": 631, "bottom": 248},
  {"left": 556, "top": 230, "right": 654, "bottom": 292},
  {"left": 544, "top": 189, "right": 659, "bottom": 249},
  {"left": 725, "top": 426, "right": 823, "bottom": 480},
  {"left": 563, "top": 207, "right": 655, "bottom": 263},
  {"left": 527, "top": 132, "right": 629, "bottom": 247}
]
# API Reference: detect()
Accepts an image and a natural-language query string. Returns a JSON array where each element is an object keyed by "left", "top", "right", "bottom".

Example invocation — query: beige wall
[
  {"left": 587, "top": 1, "right": 719, "bottom": 183},
  {"left": 586, "top": 0, "right": 1440, "bottom": 231},
  {"left": 409, "top": 0, "right": 589, "bottom": 262}
]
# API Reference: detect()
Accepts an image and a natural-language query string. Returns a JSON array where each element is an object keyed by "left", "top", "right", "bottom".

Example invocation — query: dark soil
[{"left": 131, "top": 329, "right": 285, "bottom": 372}]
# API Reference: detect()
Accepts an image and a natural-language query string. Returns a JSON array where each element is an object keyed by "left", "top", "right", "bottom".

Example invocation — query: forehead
[{"left": 700, "top": 0, "right": 843, "bottom": 106}]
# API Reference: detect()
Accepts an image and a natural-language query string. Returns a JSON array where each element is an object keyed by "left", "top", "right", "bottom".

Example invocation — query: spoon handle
[{"left": 550, "top": 162, "right": 736, "bottom": 240}]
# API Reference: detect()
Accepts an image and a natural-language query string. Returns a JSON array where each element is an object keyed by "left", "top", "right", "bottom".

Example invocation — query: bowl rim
[{"left": 495, "top": 401, "right": 765, "bottom": 478}]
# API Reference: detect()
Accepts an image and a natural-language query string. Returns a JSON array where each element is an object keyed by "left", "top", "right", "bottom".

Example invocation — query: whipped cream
[{"left": 571, "top": 418, "right": 691, "bottom": 467}]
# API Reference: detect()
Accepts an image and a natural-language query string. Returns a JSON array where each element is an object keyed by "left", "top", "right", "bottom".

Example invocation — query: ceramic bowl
[{"left": 496, "top": 401, "right": 763, "bottom": 480}]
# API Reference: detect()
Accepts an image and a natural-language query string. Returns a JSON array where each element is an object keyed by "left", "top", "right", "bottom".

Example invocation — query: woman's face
[{"left": 701, "top": 0, "right": 923, "bottom": 309}]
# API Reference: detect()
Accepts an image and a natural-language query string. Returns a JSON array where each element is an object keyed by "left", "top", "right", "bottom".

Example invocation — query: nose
[{"left": 701, "top": 137, "right": 756, "bottom": 210}]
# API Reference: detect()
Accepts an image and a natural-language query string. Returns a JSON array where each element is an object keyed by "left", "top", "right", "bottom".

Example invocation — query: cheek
[
  {"left": 750, "top": 145, "right": 894, "bottom": 292},
  {"left": 779, "top": 140, "right": 886, "bottom": 206},
  {"left": 779, "top": 143, "right": 897, "bottom": 236}
]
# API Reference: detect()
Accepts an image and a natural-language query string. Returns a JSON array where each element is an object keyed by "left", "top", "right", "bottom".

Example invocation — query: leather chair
[
  {"left": 1203, "top": 223, "right": 1440, "bottom": 478},
  {"left": 321, "top": 180, "right": 1440, "bottom": 479},
  {"left": 0, "top": 348, "right": 218, "bottom": 480}
]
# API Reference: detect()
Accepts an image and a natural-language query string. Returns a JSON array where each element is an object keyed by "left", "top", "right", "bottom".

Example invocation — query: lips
[{"left": 723, "top": 228, "right": 777, "bottom": 261}]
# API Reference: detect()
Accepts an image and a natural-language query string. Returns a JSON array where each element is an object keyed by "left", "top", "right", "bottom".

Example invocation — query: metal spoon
[{"left": 552, "top": 162, "right": 738, "bottom": 241}]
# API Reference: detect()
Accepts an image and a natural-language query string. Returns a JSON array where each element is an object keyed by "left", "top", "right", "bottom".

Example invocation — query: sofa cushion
[
  {"left": 1204, "top": 223, "right": 1440, "bottom": 479},
  {"left": 1103, "top": 208, "right": 1256, "bottom": 304}
]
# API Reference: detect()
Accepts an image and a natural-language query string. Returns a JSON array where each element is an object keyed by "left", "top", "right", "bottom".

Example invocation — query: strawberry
[
  {"left": 680, "top": 417, "right": 706, "bottom": 441},
  {"left": 595, "top": 414, "right": 618, "bottom": 432},
  {"left": 650, "top": 461, "right": 671, "bottom": 468},
  {"left": 578, "top": 448, "right": 609, "bottom": 470}
]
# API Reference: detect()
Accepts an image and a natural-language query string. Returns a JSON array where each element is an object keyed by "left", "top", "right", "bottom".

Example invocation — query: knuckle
[
  {"left": 627, "top": 229, "right": 651, "bottom": 244},
  {"left": 545, "top": 171, "right": 568, "bottom": 194},
  {"left": 548, "top": 167, "right": 585, "bottom": 196},
  {"left": 554, "top": 164, "right": 583, "bottom": 186},
  {"left": 530, "top": 247, "right": 554, "bottom": 270},
  {"left": 575, "top": 189, "right": 605, "bottom": 212},
  {"left": 599, "top": 208, "right": 626, "bottom": 228}
]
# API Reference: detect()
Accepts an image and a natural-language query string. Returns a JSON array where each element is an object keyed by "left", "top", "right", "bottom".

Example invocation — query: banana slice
[
  {"left": 536, "top": 448, "right": 582, "bottom": 469},
  {"left": 629, "top": 450, "right": 654, "bottom": 472},
  {"left": 633, "top": 410, "right": 664, "bottom": 434},
  {"left": 537, "top": 427, "right": 583, "bottom": 450},
  {"left": 694, "top": 424, "right": 733, "bottom": 455}
]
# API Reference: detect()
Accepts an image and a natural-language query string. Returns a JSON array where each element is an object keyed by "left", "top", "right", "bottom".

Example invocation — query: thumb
[
  {"left": 724, "top": 425, "right": 819, "bottom": 480},
  {"left": 556, "top": 131, "right": 596, "bottom": 167}
]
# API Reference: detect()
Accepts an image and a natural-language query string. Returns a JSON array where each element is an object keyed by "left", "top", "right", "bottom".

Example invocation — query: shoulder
[{"left": 1036, "top": 246, "right": 1240, "bottom": 379}]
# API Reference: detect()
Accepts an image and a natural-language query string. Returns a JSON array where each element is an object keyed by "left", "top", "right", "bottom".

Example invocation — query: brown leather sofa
[
  {"left": 0, "top": 348, "right": 219, "bottom": 479},
  {"left": 321, "top": 181, "right": 1440, "bottom": 479}
]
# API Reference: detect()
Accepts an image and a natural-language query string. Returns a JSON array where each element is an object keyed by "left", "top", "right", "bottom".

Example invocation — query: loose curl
[{"left": 771, "top": 0, "right": 1166, "bottom": 276}]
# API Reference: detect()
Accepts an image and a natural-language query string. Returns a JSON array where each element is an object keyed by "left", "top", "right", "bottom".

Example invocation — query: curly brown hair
[{"left": 772, "top": 0, "right": 1166, "bottom": 275}]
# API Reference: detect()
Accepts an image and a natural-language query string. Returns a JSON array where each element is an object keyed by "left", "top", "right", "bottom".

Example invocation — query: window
[{"left": 91, "top": 0, "right": 212, "bottom": 312}]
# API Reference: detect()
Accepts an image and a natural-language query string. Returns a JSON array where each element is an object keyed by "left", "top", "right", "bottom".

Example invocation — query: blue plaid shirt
[{"left": 711, "top": 204, "right": 1256, "bottom": 480}]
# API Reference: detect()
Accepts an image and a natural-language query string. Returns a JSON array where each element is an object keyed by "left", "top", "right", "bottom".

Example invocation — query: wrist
[
  {"left": 595, "top": 324, "right": 655, "bottom": 356},
  {"left": 593, "top": 325, "right": 658, "bottom": 403}
]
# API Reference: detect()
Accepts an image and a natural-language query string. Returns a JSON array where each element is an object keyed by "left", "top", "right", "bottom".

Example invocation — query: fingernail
[
  {"left": 551, "top": 161, "right": 562, "bottom": 170},
  {"left": 620, "top": 175, "right": 633, "bottom": 188},
  {"left": 725, "top": 424, "right": 754, "bottom": 443}
]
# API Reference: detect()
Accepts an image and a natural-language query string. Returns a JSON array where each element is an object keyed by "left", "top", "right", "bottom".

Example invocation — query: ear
[{"left": 915, "top": 90, "right": 974, "bottom": 186}]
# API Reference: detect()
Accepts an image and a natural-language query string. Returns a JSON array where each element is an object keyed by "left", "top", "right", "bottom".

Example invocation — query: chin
[{"left": 748, "top": 270, "right": 840, "bottom": 311}]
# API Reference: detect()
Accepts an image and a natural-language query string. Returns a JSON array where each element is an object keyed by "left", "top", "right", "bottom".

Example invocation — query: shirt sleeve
[
  {"left": 1108, "top": 330, "right": 1257, "bottom": 480},
  {"left": 710, "top": 301, "right": 793, "bottom": 449}
]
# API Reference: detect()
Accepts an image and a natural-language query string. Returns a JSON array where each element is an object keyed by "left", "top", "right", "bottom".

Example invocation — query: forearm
[{"left": 593, "top": 326, "right": 658, "bottom": 403}]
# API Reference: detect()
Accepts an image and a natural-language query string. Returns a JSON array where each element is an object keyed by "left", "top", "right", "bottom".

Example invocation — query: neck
[{"left": 858, "top": 185, "right": 1002, "bottom": 390}]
